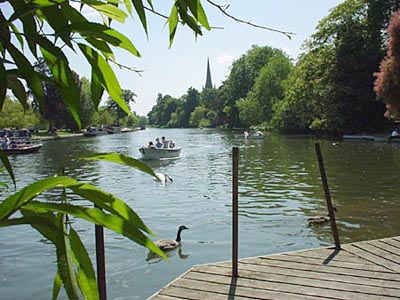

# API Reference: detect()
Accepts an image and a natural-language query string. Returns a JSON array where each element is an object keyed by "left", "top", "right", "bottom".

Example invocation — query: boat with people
[
  {"left": 139, "top": 138, "right": 181, "bottom": 160},
  {"left": 1, "top": 131, "right": 43, "bottom": 154}
]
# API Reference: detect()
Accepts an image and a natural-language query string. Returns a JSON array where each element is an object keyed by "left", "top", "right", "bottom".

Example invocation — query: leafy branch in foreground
[{"left": 0, "top": 153, "right": 165, "bottom": 300}]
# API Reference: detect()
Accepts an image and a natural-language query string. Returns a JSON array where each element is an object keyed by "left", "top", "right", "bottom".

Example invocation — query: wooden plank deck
[{"left": 149, "top": 236, "right": 400, "bottom": 299}]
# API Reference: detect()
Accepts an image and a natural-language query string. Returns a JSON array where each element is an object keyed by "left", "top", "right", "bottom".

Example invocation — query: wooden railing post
[
  {"left": 232, "top": 147, "right": 239, "bottom": 277},
  {"left": 315, "top": 143, "right": 341, "bottom": 250},
  {"left": 95, "top": 206, "right": 107, "bottom": 300}
]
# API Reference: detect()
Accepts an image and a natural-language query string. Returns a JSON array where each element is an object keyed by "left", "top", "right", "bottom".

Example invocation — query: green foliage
[
  {"left": 0, "top": 2, "right": 215, "bottom": 299},
  {"left": 0, "top": 97, "right": 40, "bottom": 129},
  {"left": 273, "top": 0, "right": 398, "bottom": 133}
]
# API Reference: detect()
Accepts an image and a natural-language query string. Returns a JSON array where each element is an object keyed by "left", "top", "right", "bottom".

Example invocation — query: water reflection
[
  {"left": 2, "top": 129, "right": 400, "bottom": 300},
  {"left": 146, "top": 247, "right": 189, "bottom": 264}
]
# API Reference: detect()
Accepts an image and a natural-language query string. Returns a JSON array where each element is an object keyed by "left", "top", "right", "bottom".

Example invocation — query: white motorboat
[{"left": 139, "top": 146, "right": 181, "bottom": 160}]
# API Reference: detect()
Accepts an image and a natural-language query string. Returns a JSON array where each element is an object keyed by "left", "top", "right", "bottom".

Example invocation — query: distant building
[{"left": 204, "top": 57, "right": 213, "bottom": 89}]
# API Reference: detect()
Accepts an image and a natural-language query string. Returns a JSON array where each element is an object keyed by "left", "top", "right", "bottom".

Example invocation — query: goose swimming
[
  {"left": 155, "top": 225, "right": 188, "bottom": 251},
  {"left": 307, "top": 207, "right": 337, "bottom": 226}
]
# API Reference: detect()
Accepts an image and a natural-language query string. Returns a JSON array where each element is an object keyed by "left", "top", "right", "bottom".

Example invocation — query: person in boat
[
  {"left": 161, "top": 136, "right": 168, "bottom": 148},
  {"left": 155, "top": 138, "right": 163, "bottom": 149},
  {"left": 169, "top": 140, "right": 175, "bottom": 148},
  {"left": 1, "top": 135, "right": 10, "bottom": 149},
  {"left": 148, "top": 141, "right": 155, "bottom": 148}
]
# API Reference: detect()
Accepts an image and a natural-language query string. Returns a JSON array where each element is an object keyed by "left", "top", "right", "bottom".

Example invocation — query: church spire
[{"left": 205, "top": 57, "right": 213, "bottom": 89}]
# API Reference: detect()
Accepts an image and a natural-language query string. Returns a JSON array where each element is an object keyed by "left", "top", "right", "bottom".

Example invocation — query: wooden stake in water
[
  {"left": 315, "top": 143, "right": 341, "bottom": 250},
  {"left": 232, "top": 147, "right": 239, "bottom": 277},
  {"left": 95, "top": 207, "right": 107, "bottom": 300}
]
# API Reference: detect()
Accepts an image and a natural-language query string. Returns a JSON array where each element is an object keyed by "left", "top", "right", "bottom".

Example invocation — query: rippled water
[{"left": 1, "top": 128, "right": 399, "bottom": 299}]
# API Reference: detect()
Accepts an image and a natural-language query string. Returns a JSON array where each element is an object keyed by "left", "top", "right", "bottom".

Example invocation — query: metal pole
[
  {"left": 232, "top": 147, "right": 239, "bottom": 277},
  {"left": 315, "top": 143, "right": 341, "bottom": 250},
  {"left": 95, "top": 206, "right": 107, "bottom": 300}
]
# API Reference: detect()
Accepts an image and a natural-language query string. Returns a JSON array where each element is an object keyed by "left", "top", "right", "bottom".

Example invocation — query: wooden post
[
  {"left": 232, "top": 147, "right": 239, "bottom": 277},
  {"left": 95, "top": 208, "right": 107, "bottom": 300},
  {"left": 315, "top": 143, "right": 341, "bottom": 250}
]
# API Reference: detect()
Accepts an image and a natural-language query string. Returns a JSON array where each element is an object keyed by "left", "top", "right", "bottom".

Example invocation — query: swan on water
[{"left": 155, "top": 173, "right": 173, "bottom": 184}]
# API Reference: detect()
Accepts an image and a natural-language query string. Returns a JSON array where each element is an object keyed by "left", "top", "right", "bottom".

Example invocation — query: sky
[{"left": 19, "top": 1, "right": 346, "bottom": 116}]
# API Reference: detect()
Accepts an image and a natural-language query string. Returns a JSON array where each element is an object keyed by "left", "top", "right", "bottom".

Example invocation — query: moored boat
[{"left": 84, "top": 127, "right": 108, "bottom": 137}]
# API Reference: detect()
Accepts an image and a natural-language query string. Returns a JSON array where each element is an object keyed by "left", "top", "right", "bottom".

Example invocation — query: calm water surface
[{"left": 1, "top": 128, "right": 399, "bottom": 299}]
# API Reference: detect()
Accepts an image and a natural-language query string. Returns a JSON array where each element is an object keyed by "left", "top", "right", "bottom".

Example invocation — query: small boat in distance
[{"left": 84, "top": 127, "right": 108, "bottom": 137}]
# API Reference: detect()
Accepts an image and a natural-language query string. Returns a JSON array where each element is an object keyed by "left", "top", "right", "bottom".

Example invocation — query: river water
[{"left": 1, "top": 128, "right": 399, "bottom": 299}]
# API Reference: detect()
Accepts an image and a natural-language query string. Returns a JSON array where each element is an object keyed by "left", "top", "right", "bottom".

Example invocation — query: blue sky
[
  {"left": 11, "top": 1, "right": 346, "bottom": 116},
  {"left": 114, "top": 0, "right": 346, "bottom": 115}
]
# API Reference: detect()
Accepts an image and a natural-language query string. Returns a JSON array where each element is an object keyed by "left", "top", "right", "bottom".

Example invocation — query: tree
[
  {"left": 0, "top": 97, "right": 40, "bottom": 129},
  {"left": 273, "top": 0, "right": 400, "bottom": 133},
  {"left": 0, "top": 1, "right": 213, "bottom": 299},
  {"left": 106, "top": 89, "right": 137, "bottom": 124},
  {"left": 374, "top": 10, "right": 400, "bottom": 118},
  {"left": 181, "top": 87, "right": 200, "bottom": 127}
]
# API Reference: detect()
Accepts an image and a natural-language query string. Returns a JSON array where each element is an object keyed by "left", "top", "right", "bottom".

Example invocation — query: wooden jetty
[{"left": 149, "top": 236, "right": 400, "bottom": 299}]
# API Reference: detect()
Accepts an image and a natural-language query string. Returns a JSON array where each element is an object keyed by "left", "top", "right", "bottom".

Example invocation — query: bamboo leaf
[
  {"left": 80, "top": 153, "right": 156, "bottom": 177},
  {"left": 70, "top": 228, "right": 99, "bottom": 300},
  {"left": 86, "top": 37, "right": 115, "bottom": 60},
  {"left": 187, "top": 0, "right": 210, "bottom": 30},
  {"left": 86, "top": 1, "right": 128, "bottom": 23},
  {"left": 69, "top": 183, "right": 154, "bottom": 235},
  {"left": 40, "top": 5, "right": 72, "bottom": 48},
  {"left": 56, "top": 214, "right": 80, "bottom": 300},
  {"left": 91, "top": 70, "right": 103, "bottom": 109},
  {"left": 39, "top": 38, "right": 81, "bottom": 128},
  {"left": 26, "top": 202, "right": 166, "bottom": 258},
  {"left": 0, "top": 176, "right": 78, "bottom": 220},
  {"left": 168, "top": 5, "right": 179, "bottom": 48},
  {"left": 79, "top": 44, "right": 131, "bottom": 116},
  {"left": 70, "top": 22, "right": 140, "bottom": 57},
  {"left": 0, "top": 151, "right": 16, "bottom": 190},
  {"left": 132, "top": 0, "right": 148, "bottom": 35},
  {"left": 0, "top": 62, "right": 6, "bottom": 110},
  {"left": 7, "top": 75, "right": 28, "bottom": 110},
  {"left": 53, "top": 271, "right": 63, "bottom": 300},
  {"left": 9, "top": 23, "right": 23, "bottom": 48},
  {"left": 7, "top": 43, "right": 44, "bottom": 109}
]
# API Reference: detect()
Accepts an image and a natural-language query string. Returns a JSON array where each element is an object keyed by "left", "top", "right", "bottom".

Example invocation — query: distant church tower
[{"left": 205, "top": 57, "right": 213, "bottom": 89}]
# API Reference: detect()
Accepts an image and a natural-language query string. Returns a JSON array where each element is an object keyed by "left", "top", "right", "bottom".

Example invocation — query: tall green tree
[
  {"left": 273, "top": 0, "right": 400, "bottom": 133},
  {"left": 220, "top": 45, "right": 289, "bottom": 128},
  {"left": 106, "top": 89, "right": 136, "bottom": 124}
]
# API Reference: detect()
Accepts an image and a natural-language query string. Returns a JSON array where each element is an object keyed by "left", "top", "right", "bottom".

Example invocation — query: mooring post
[
  {"left": 95, "top": 206, "right": 107, "bottom": 300},
  {"left": 315, "top": 143, "right": 341, "bottom": 250},
  {"left": 232, "top": 146, "right": 239, "bottom": 277}
]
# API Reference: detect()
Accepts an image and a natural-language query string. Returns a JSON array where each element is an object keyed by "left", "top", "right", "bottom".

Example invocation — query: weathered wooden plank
[
  {"left": 190, "top": 265, "right": 400, "bottom": 298},
  {"left": 379, "top": 238, "right": 400, "bottom": 252},
  {"left": 156, "top": 285, "right": 254, "bottom": 300},
  {"left": 207, "top": 261, "right": 400, "bottom": 289},
  {"left": 180, "top": 272, "right": 337, "bottom": 300},
  {"left": 183, "top": 269, "right": 394, "bottom": 300},
  {"left": 151, "top": 295, "right": 187, "bottom": 300},
  {"left": 150, "top": 236, "right": 400, "bottom": 300},
  {"left": 216, "top": 256, "right": 400, "bottom": 281},
  {"left": 282, "top": 248, "right": 364, "bottom": 263},
  {"left": 256, "top": 254, "right": 394, "bottom": 273},
  {"left": 343, "top": 244, "right": 400, "bottom": 272},
  {"left": 372, "top": 240, "right": 400, "bottom": 256}
]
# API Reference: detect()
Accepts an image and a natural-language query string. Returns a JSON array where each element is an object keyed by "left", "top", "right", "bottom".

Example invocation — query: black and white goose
[{"left": 155, "top": 225, "right": 188, "bottom": 251}]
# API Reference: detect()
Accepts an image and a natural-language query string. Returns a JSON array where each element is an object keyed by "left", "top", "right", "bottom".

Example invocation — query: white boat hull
[{"left": 139, "top": 147, "right": 181, "bottom": 160}]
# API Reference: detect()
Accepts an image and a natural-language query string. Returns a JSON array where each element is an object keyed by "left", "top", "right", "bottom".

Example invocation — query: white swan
[{"left": 155, "top": 173, "right": 173, "bottom": 184}]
